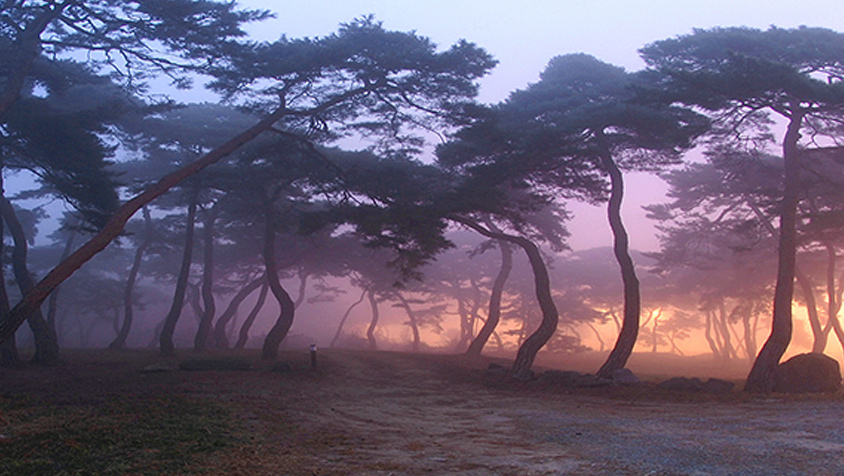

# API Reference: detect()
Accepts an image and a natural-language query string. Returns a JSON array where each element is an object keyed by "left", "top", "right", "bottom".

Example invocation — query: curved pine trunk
[
  {"left": 395, "top": 292, "right": 420, "bottom": 352},
  {"left": 596, "top": 154, "right": 641, "bottom": 379},
  {"left": 110, "top": 207, "right": 153, "bottom": 350},
  {"left": 330, "top": 287, "right": 367, "bottom": 348},
  {"left": 235, "top": 280, "right": 269, "bottom": 349},
  {"left": 466, "top": 240, "right": 513, "bottom": 356},
  {"left": 746, "top": 112, "right": 803, "bottom": 393},
  {"left": 366, "top": 290, "right": 379, "bottom": 350},
  {"left": 451, "top": 216, "right": 557, "bottom": 378},
  {"left": 159, "top": 193, "right": 198, "bottom": 357},
  {"left": 213, "top": 276, "right": 264, "bottom": 348},
  {"left": 194, "top": 209, "right": 217, "bottom": 351},
  {"left": 46, "top": 227, "right": 76, "bottom": 333},
  {"left": 0, "top": 194, "right": 59, "bottom": 364},
  {"left": 260, "top": 208, "right": 296, "bottom": 361}
]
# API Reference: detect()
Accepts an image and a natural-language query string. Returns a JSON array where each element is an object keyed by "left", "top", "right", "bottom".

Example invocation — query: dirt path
[
  {"left": 3, "top": 350, "right": 843, "bottom": 475},
  {"left": 232, "top": 350, "right": 844, "bottom": 476}
]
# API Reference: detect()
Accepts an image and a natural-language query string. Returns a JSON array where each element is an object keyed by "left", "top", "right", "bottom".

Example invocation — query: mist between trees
[{"left": 2, "top": 2, "right": 844, "bottom": 392}]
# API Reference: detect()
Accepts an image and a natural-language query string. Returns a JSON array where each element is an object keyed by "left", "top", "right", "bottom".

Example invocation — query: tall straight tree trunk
[
  {"left": 331, "top": 287, "right": 367, "bottom": 348},
  {"left": 235, "top": 280, "right": 269, "bottom": 350},
  {"left": 159, "top": 192, "right": 199, "bottom": 357},
  {"left": 0, "top": 214, "right": 20, "bottom": 366},
  {"left": 194, "top": 208, "right": 218, "bottom": 351},
  {"left": 451, "top": 216, "right": 558, "bottom": 378},
  {"left": 213, "top": 276, "right": 264, "bottom": 348},
  {"left": 596, "top": 153, "right": 641, "bottom": 379},
  {"left": 46, "top": 225, "right": 76, "bottom": 335},
  {"left": 366, "top": 289, "right": 379, "bottom": 350},
  {"left": 0, "top": 194, "right": 59, "bottom": 364},
  {"left": 110, "top": 207, "right": 154, "bottom": 350},
  {"left": 467, "top": 239, "right": 513, "bottom": 356},
  {"left": 747, "top": 111, "right": 803, "bottom": 392},
  {"left": 261, "top": 206, "right": 296, "bottom": 361},
  {"left": 394, "top": 292, "right": 420, "bottom": 352}
]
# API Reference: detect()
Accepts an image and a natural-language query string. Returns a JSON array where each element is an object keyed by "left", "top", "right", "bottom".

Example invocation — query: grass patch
[{"left": 0, "top": 392, "right": 239, "bottom": 476}]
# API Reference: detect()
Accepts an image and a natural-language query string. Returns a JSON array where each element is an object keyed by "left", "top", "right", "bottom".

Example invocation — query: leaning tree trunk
[
  {"left": 0, "top": 106, "right": 290, "bottom": 345},
  {"left": 746, "top": 111, "right": 803, "bottom": 393},
  {"left": 451, "top": 216, "right": 558, "bottom": 379},
  {"left": 159, "top": 192, "right": 199, "bottom": 357},
  {"left": 366, "top": 289, "right": 380, "bottom": 350},
  {"left": 330, "top": 287, "right": 367, "bottom": 348},
  {"left": 0, "top": 194, "right": 59, "bottom": 364},
  {"left": 109, "top": 207, "right": 154, "bottom": 350},
  {"left": 235, "top": 280, "right": 269, "bottom": 350},
  {"left": 194, "top": 208, "right": 218, "bottom": 352},
  {"left": 261, "top": 207, "right": 296, "bottom": 361},
  {"left": 213, "top": 276, "right": 264, "bottom": 348},
  {"left": 0, "top": 215, "right": 20, "bottom": 366},
  {"left": 467, "top": 239, "right": 513, "bottom": 356},
  {"left": 596, "top": 153, "right": 641, "bottom": 380}
]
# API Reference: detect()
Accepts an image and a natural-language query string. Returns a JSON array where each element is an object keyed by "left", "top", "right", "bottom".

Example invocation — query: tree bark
[
  {"left": 194, "top": 207, "right": 218, "bottom": 351},
  {"left": 451, "top": 216, "right": 558, "bottom": 378},
  {"left": 235, "top": 280, "right": 269, "bottom": 349},
  {"left": 260, "top": 206, "right": 296, "bottom": 361},
  {"left": 0, "top": 194, "right": 59, "bottom": 364},
  {"left": 110, "top": 207, "right": 154, "bottom": 350},
  {"left": 596, "top": 153, "right": 641, "bottom": 379},
  {"left": 366, "top": 290, "right": 380, "bottom": 350},
  {"left": 159, "top": 192, "right": 199, "bottom": 356},
  {"left": 746, "top": 111, "right": 803, "bottom": 393},
  {"left": 213, "top": 276, "right": 264, "bottom": 348},
  {"left": 467, "top": 239, "right": 513, "bottom": 356},
  {"left": 46, "top": 226, "right": 76, "bottom": 335},
  {"left": 330, "top": 287, "right": 367, "bottom": 348},
  {"left": 0, "top": 214, "right": 20, "bottom": 366}
]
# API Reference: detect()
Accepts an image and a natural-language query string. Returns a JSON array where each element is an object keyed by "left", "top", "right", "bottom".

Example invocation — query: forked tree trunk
[
  {"left": 213, "top": 276, "right": 264, "bottom": 348},
  {"left": 0, "top": 194, "right": 59, "bottom": 364},
  {"left": 451, "top": 216, "right": 557, "bottom": 379},
  {"left": 596, "top": 153, "right": 641, "bottom": 379},
  {"left": 235, "top": 280, "right": 269, "bottom": 350},
  {"left": 394, "top": 292, "right": 420, "bottom": 352},
  {"left": 467, "top": 239, "right": 513, "bottom": 356},
  {"left": 194, "top": 208, "right": 218, "bottom": 351},
  {"left": 110, "top": 207, "right": 154, "bottom": 350},
  {"left": 261, "top": 207, "right": 296, "bottom": 361},
  {"left": 366, "top": 290, "right": 379, "bottom": 350},
  {"left": 159, "top": 192, "right": 199, "bottom": 357},
  {"left": 748, "top": 113, "right": 803, "bottom": 393},
  {"left": 331, "top": 287, "right": 367, "bottom": 348}
]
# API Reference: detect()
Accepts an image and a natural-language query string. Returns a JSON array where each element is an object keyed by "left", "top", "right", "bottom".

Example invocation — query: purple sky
[{"left": 241, "top": 1, "right": 844, "bottom": 251}]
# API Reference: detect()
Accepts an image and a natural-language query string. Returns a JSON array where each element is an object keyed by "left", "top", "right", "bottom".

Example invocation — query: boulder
[
  {"left": 178, "top": 358, "right": 252, "bottom": 371},
  {"left": 773, "top": 353, "right": 842, "bottom": 394}
]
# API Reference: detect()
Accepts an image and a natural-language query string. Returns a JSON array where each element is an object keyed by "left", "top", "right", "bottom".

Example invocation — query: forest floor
[{"left": 1, "top": 349, "right": 843, "bottom": 475}]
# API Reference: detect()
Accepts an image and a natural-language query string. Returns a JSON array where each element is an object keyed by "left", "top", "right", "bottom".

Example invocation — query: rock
[
  {"left": 576, "top": 374, "right": 613, "bottom": 388},
  {"left": 773, "top": 353, "right": 842, "bottom": 394},
  {"left": 537, "top": 370, "right": 583, "bottom": 386},
  {"left": 658, "top": 377, "right": 704, "bottom": 392},
  {"left": 486, "top": 363, "right": 509, "bottom": 379},
  {"left": 178, "top": 358, "right": 252, "bottom": 371},
  {"left": 612, "top": 368, "right": 640, "bottom": 386},
  {"left": 702, "top": 378, "right": 735, "bottom": 394},
  {"left": 511, "top": 369, "right": 536, "bottom": 381}
]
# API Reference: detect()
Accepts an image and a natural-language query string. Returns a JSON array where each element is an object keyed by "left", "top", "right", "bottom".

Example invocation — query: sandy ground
[{"left": 3, "top": 349, "right": 844, "bottom": 475}]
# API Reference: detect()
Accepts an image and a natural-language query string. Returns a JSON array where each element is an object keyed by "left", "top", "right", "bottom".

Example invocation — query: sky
[{"left": 240, "top": 1, "right": 844, "bottom": 252}]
